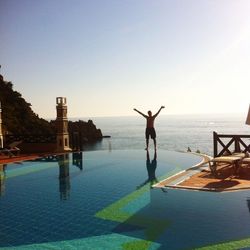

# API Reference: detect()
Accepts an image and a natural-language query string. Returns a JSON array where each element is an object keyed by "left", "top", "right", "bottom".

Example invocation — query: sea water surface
[{"left": 78, "top": 113, "right": 249, "bottom": 155}]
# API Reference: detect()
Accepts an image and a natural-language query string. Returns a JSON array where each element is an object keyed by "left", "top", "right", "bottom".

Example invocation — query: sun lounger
[
  {"left": 234, "top": 157, "right": 250, "bottom": 175},
  {"left": 0, "top": 141, "right": 22, "bottom": 158},
  {"left": 0, "top": 148, "right": 15, "bottom": 157},
  {"left": 208, "top": 154, "right": 245, "bottom": 176},
  {"left": 241, "top": 157, "right": 250, "bottom": 166}
]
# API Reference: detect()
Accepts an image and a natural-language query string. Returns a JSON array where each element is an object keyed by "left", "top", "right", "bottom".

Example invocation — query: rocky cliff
[{"left": 68, "top": 120, "right": 103, "bottom": 142}]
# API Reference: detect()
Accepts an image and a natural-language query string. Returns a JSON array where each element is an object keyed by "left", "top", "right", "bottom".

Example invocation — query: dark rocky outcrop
[
  {"left": 68, "top": 120, "right": 103, "bottom": 142},
  {"left": 49, "top": 119, "right": 103, "bottom": 146}
]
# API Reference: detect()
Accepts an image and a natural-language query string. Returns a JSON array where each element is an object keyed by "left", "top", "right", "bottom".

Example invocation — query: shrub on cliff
[{"left": 0, "top": 75, "right": 54, "bottom": 135}]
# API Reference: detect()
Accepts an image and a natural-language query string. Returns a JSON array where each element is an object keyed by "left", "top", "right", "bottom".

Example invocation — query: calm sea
[{"left": 76, "top": 114, "right": 250, "bottom": 156}]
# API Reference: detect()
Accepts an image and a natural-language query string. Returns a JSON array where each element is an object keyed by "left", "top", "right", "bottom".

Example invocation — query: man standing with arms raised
[{"left": 134, "top": 106, "right": 165, "bottom": 151}]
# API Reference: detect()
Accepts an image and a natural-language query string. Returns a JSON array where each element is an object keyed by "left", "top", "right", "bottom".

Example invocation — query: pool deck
[
  {"left": 0, "top": 152, "right": 66, "bottom": 164},
  {"left": 154, "top": 154, "right": 250, "bottom": 192},
  {"left": 0, "top": 154, "right": 43, "bottom": 164}
]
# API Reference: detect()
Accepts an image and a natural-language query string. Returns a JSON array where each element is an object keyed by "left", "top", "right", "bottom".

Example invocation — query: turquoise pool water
[{"left": 1, "top": 150, "right": 250, "bottom": 250}]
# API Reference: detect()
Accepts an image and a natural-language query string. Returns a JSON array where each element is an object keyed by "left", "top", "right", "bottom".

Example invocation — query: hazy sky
[{"left": 1, "top": 0, "right": 250, "bottom": 118}]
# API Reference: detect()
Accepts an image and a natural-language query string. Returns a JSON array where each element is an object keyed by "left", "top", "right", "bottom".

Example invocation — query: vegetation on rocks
[{"left": 0, "top": 75, "right": 53, "bottom": 135}]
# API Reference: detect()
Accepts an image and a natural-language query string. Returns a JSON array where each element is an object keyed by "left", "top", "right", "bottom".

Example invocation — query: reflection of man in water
[
  {"left": 133, "top": 106, "right": 165, "bottom": 150},
  {"left": 137, "top": 151, "right": 158, "bottom": 189}
]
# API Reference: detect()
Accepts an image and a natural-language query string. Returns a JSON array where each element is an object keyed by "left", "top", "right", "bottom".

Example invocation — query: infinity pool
[{"left": 1, "top": 150, "right": 250, "bottom": 250}]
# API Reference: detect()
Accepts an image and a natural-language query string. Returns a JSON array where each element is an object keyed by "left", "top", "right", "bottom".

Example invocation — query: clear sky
[{"left": 1, "top": 0, "right": 250, "bottom": 118}]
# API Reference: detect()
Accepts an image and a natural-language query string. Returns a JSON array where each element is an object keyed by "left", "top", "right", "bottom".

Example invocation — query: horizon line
[{"left": 44, "top": 112, "right": 246, "bottom": 120}]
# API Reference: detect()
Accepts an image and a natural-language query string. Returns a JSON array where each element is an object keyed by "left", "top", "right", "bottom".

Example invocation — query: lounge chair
[
  {"left": 234, "top": 156, "right": 250, "bottom": 176},
  {"left": 208, "top": 153, "right": 245, "bottom": 176},
  {"left": 0, "top": 141, "right": 22, "bottom": 158},
  {"left": 240, "top": 157, "right": 250, "bottom": 167}
]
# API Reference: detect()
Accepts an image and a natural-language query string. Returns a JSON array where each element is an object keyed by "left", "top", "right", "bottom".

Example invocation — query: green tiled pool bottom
[{"left": 1, "top": 150, "right": 250, "bottom": 249}]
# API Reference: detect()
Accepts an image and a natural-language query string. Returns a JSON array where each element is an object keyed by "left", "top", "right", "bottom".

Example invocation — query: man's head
[{"left": 148, "top": 111, "right": 152, "bottom": 116}]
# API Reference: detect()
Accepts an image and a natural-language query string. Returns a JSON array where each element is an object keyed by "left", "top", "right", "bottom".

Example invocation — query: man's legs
[
  {"left": 145, "top": 128, "right": 157, "bottom": 150},
  {"left": 153, "top": 138, "right": 156, "bottom": 150},
  {"left": 151, "top": 128, "right": 157, "bottom": 150}
]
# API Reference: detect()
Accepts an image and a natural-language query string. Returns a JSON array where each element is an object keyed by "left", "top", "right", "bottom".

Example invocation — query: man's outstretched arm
[
  {"left": 153, "top": 106, "right": 165, "bottom": 117},
  {"left": 133, "top": 108, "right": 147, "bottom": 118}
]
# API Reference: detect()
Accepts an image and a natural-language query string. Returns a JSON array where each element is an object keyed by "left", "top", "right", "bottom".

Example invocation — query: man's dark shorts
[{"left": 145, "top": 128, "right": 156, "bottom": 139}]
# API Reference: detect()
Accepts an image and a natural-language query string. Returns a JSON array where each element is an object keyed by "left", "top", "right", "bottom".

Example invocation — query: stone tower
[
  {"left": 0, "top": 102, "right": 3, "bottom": 148},
  {"left": 56, "top": 97, "right": 71, "bottom": 152}
]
